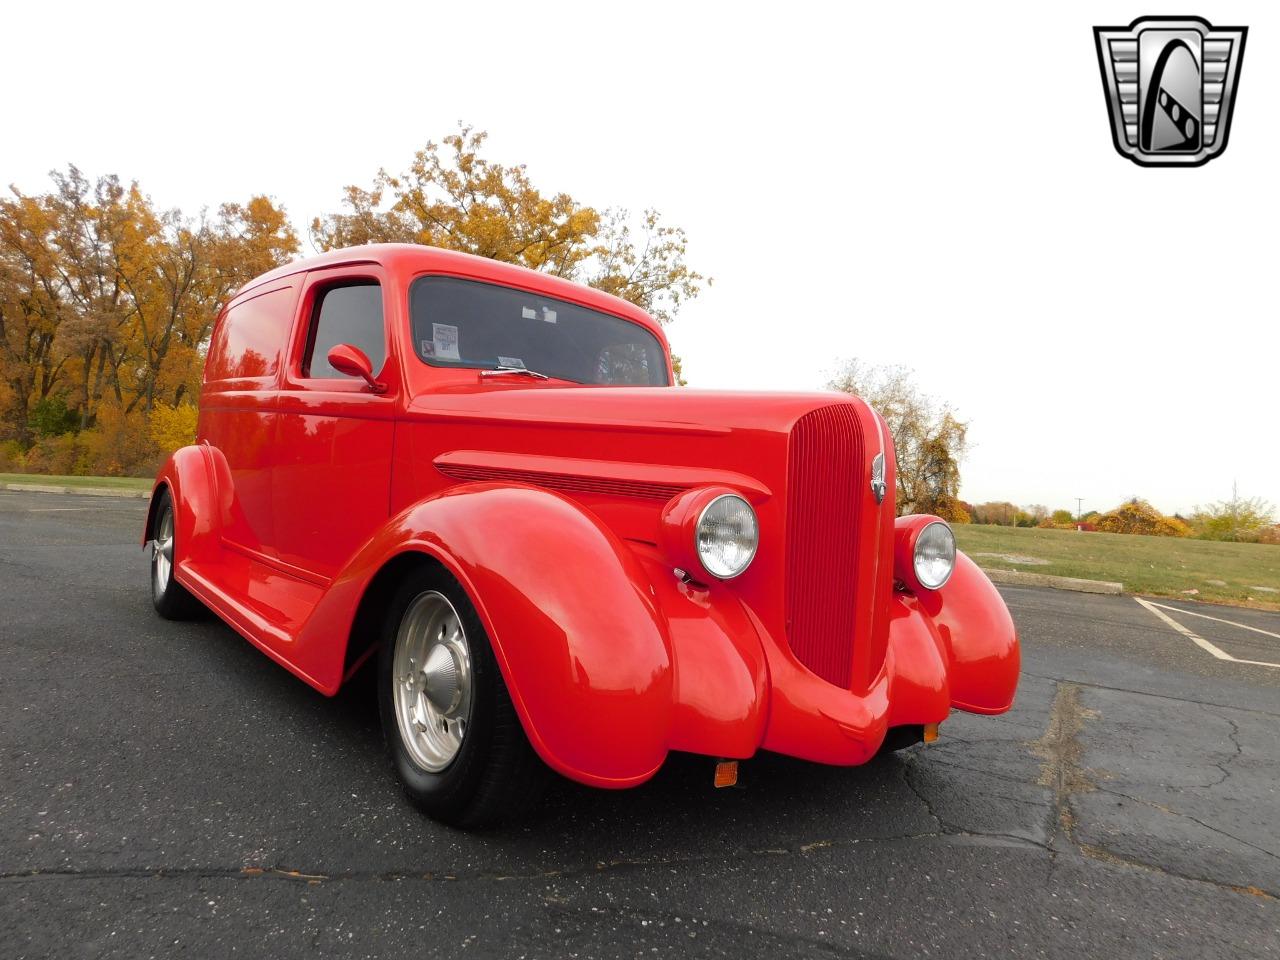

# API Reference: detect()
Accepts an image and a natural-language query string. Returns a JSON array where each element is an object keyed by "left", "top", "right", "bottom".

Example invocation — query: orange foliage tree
[
  {"left": 311, "top": 125, "right": 707, "bottom": 380},
  {"left": 0, "top": 167, "right": 297, "bottom": 473}
]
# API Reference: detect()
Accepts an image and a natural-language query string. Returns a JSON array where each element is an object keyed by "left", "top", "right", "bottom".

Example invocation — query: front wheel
[
  {"left": 149, "top": 488, "right": 202, "bottom": 620},
  {"left": 377, "top": 565, "right": 548, "bottom": 826}
]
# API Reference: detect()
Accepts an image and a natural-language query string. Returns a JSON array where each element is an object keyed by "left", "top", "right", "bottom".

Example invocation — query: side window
[
  {"left": 304, "top": 282, "right": 386, "bottom": 378},
  {"left": 206, "top": 286, "right": 295, "bottom": 382}
]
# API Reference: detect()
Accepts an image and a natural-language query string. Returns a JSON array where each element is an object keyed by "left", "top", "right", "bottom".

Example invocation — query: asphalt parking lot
[{"left": 1, "top": 488, "right": 1277, "bottom": 959}]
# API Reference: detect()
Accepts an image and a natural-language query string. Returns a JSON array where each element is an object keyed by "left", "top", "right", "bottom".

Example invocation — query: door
[{"left": 271, "top": 266, "right": 398, "bottom": 582}]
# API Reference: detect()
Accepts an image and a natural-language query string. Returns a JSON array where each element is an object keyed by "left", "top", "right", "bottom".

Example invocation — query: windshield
[{"left": 409, "top": 276, "right": 669, "bottom": 386}]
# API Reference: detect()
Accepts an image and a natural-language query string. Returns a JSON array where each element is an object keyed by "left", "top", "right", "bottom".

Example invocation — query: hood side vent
[{"left": 437, "top": 462, "right": 689, "bottom": 501}]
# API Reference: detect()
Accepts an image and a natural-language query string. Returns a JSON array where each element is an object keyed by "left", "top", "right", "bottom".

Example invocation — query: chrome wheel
[
  {"left": 392, "top": 590, "right": 473, "bottom": 772},
  {"left": 152, "top": 505, "right": 175, "bottom": 597}
]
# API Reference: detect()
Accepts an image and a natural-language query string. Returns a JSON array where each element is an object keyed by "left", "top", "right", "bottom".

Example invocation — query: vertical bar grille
[{"left": 785, "top": 404, "right": 863, "bottom": 687}]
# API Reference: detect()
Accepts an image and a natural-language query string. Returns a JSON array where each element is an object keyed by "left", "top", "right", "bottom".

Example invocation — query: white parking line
[
  {"left": 1135, "top": 597, "right": 1280, "bottom": 668},
  {"left": 1142, "top": 599, "right": 1280, "bottom": 641}
]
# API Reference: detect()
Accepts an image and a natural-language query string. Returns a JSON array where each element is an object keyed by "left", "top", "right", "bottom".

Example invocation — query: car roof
[{"left": 233, "top": 243, "right": 667, "bottom": 345}]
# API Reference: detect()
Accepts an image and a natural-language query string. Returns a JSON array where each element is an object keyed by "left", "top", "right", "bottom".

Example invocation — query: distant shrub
[
  {"left": 0, "top": 439, "right": 26, "bottom": 471},
  {"left": 20, "top": 404, "right": 160, "bottom": 477},
  {"left": 23, "top": 433, "right": 81, "bottom": 475},
  {"left": 1050, "top": 509, "right": 1075, "bottom": 525},
  {"left": 1094, "top": 499, "right": 1190, "bottom": 537},
  {"left": 971, "top": 501, "right": 1019, "bottom": 525},
  {"left": 76, "top": 404, "right": 158, "bottom": 476},
  {"left": 1190, "top": 488, "right": 1276, "bottom": 543},
  {"left": 1038, "top": 515, "right": 1096, "bottom": 532},
  {"left": 148, "top": 403, "right": 199, "bottom": 456},
  {"left": 28, "top": 396, "right": 79, "bottom": 438}
]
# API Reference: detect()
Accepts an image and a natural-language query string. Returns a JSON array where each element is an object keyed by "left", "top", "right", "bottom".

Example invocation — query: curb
[
  {"left": 981, "top": 567, "right": 1124, "bottom": 596},
  {"left": 3, "top": 482, "right": 151, "bottom": 500}
]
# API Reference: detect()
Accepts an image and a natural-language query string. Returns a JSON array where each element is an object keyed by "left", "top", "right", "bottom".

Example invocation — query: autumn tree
[
  {"left": 0, "top": 191, "right": 67, "bottom": 446},
  {"left": 829, "top": 359, "right": 969, "bottom": 518},
  {"left": 0, "top": 167, "right": 297, "bottom": 473},
  {"left": 311, "top": 125, "right": 706, "bottom": 367}
]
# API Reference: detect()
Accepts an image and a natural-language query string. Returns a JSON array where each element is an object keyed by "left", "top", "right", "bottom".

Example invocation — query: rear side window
[
  {"left": 304, "top": 282, "right": 386, "bottom": 378},
  {"left": 205, "top": 286, "right": 296, "bottom": 382}
]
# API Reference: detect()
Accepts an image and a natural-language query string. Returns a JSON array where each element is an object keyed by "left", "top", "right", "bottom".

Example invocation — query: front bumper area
[{"left": 659, "top": 551, "right": 1020, "bottom": 768}]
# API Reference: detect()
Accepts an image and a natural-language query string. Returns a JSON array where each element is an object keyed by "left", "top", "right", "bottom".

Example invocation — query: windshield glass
[{"left": 409, "top": 276, "right": 669, "bottom": 386}]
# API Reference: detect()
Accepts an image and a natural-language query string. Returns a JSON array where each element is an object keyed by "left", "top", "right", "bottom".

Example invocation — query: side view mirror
[{"left": 326, "top": 344, "right": 386, "bottom": 393}]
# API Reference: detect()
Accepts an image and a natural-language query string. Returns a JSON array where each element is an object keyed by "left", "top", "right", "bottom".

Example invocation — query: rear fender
[
  {"left": 319, "top": 483, "right": 674, "bottom": 788},
  {"left": 145, "top": 444, "right": 221, "bottom": 567}
]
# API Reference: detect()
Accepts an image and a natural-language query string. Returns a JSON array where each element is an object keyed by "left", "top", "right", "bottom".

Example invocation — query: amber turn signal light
[
  {"left": 923, "top": 723, "right": 940, "bottom": 743},
  {"left": 713, "top": 760, "right": 739, "bottom": 788}
]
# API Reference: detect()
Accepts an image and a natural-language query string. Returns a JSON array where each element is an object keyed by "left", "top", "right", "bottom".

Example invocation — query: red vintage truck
[{"left": 146, "top": 243, "right": 1019, "bottom": 825}]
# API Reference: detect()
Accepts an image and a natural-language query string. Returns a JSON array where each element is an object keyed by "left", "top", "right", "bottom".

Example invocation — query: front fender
[
  {"left": 325, "top": 483, "right": 674, "bottom": 788},
  {"left": 889, "top": 552, "right": 1020, "bottom": 720}
]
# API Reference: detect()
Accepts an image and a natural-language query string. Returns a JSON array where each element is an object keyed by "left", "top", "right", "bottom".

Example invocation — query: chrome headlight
[
  {"left": 913, "top": 521, "right": 956, "bottom": 589},
  {"left": 695, "top": 494, "right": 758, "bottom": 579}
]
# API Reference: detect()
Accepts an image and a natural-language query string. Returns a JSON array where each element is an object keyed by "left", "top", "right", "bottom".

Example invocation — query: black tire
[
  {"left": 377, "top": 565, "right": 549, "bottom": 827},
  {"left": 149, "top": 488, "right": 203, "bottom": 620}
]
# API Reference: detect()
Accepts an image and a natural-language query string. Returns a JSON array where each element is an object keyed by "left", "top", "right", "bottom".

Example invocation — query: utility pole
[{"left": 1076, "top": 497, "right": 1084, "bottom": 532}]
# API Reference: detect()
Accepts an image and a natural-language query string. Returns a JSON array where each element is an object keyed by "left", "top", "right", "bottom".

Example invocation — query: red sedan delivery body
[{"left": 146, "top": 244, "right": 1018, "bottom": 822}]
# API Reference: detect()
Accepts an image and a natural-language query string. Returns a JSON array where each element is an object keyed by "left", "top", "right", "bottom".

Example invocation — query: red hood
[{"left": 406, "top": 385, "right": 870, "bottom": 439}]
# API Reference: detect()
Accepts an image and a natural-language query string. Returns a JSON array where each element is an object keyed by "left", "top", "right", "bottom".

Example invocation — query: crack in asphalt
[
  {"left": 1079, "top": 842, "right": 1278, "bottom": 901},
  {"left": 1096, "top": 786, "right": 1280, "bottom": 866},
  {"left": 0, "top": 830, "right": 996, "bottom": 888},
  {"left": 1020, "top": 671, "right": 1280, "bottom": 718},
  {"left": 1193, "top": 705, "right": 1245, "bottom": 788}
]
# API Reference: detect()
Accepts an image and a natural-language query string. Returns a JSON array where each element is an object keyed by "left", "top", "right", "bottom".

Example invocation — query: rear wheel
[
  {"left": 150, "top": 488, "right": 202, "bottom": 620},
  {"left": 377, "top": 565, "right": 548, "bottom": 826}
]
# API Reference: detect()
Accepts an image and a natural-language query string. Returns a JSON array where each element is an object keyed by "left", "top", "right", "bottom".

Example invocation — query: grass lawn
[
  {"left": 0, "top": 472, "right": 153, "bottom": 492},
  {"left": 955, "top": 524, "right": 1280, "bottom": 611}
]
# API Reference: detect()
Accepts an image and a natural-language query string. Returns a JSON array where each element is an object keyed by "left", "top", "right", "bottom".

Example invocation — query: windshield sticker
[
  {"left": 521, "top": 306, "right": 537, "bottom": 320},
  {"left": 541, "top": 307, "right": 557, "bottom": 324},
  {"left": 497, "top": 356, "right": 526, "bottom": 369},
  {"left": 431, "top": 323, "right": 460, "bottom": 361}
]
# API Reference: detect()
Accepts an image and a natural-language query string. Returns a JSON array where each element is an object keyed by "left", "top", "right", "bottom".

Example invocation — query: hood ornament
[{"left": 870, "top": 453, "right": 887, "bottom": 505}]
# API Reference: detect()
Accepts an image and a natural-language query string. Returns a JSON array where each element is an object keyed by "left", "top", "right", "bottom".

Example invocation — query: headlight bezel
[
  {"left": 893, "top": 515, "right": 957, "bottom": 592},
  {"left": 694, "top": 493, "right": 759, "bottom": 580},
  {"left": 660, "top": 486, "right": 760, "bottom": 583}
]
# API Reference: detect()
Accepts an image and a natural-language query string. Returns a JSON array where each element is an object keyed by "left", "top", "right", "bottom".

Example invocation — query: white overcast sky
[{"left": 4, "top": 1, "right": 1276, "bottom": 515}]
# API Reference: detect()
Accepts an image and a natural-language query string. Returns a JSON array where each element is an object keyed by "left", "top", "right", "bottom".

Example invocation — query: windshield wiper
[{"left": 479, "top": 365, "right": 551, "bottom": 380}]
